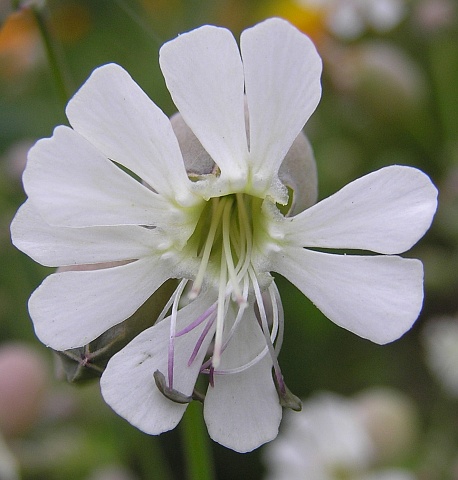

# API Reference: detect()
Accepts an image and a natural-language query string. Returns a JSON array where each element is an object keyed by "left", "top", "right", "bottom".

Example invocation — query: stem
[
  {"left": 181, "top": 402, "right": 215, "bottom": 480},
  {"left": 31, "top": 5, "right": 71, "bottom": 105}
]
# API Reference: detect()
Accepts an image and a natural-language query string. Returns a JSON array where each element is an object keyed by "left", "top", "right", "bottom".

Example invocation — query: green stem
[
  {"left": 181, "top": 401, "right": 215, "bottom": 480},
  {"left": 31, "top": 5, "right": 71, "bottom": 105}
]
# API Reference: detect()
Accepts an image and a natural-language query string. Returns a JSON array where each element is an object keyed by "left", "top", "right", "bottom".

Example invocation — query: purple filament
[
  {"left": 175, "top": 303, "right": 217, "bottom": 337},
  {"left": 187, "top": 314, "right": 216, "bottom": 367}
]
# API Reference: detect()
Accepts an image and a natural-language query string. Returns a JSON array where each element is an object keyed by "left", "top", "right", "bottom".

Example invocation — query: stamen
[
  {"left": 203, "top": 283, "right": 280, "bottom": 377},
  {"left": 272, "top": 372, "right": 302, "bottom": 411},
  {"left": 249, "top": 268, "right": 284, "bottom": 393},
  {"left": 235, "top": 193, "right": 253, "bottom": 283},
  {"left": 270, "top": 284, "right": 285, "bottom": 356},
  {"left": 187, "top": 314, "right": 216, "bottom": 366},
  {"left": 154, "top": 370, "right": 192, "bottom": 404},
  {"left": 200, "top": 358, "right": 211, "bottom": 372},
  {"left": 202, "top": 296, "right": 272, "bottom": 374},
  {"left": 207, "top": 348, "right": 268, "bottom": 375},
  {"left": 250, "top": 270, "right": 301, "bottom": 410},
  {"left": 167, "top": 279, "right": 187, "bottom": 389},
  {"left": 154, "top": 370, "right": 206, "bottom": 404},
  {"left": 218, "top": 277, "right": 249, "bottom": 353},
  {"left": 212, "top": 250, "right": 228, "bottom": 369},
  {"left": 156, "top": 280, "right": 186, "bottom": 324},
  {"left": 236, "top": 197, "right": 246, "bottom": 266},
  {"left": 221, "top": 197, "right": 245, "bottom": 305},
  {"left": 176, "top": 302, "right": 217, "bottom": 337},
  {"left": 190, "top": 198, "right": 225, "bottom": 298}
]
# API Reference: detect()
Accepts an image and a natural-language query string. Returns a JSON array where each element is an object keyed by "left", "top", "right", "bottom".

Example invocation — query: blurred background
[{"left": 0, "top": 0, "right": 457, "bottom": 479}]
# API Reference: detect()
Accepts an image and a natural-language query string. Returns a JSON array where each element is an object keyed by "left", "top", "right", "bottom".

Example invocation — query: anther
[
  {"left": 272, "top": 371, "right": 302, "bottom": 411},
  {"left": 154, "top": 370, "right": 193, "bottom": 404}
]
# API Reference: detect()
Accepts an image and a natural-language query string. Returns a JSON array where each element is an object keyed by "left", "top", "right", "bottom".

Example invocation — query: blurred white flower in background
[
  {"left": 413, "top": 0, "right": 456, "bottom": 33},
  {"left": 324, "top": 40, "right": 426, "bottom": 109},
  {"left": 295, "top": 0, "right": 406, "bottom": 40},
  {"left": 423, "top": 315, "right": 458, "bottom": 397},
  {"left": 264, "top": 393, "right": 375, "bottom": 479},
  {"left": 264, "top": 389, "right": 419, "bottom": 480},
  {"left": 0, "top": 433, "right": 19, "bottom": 480},
  {"left": 355, "top": 388, "right": 419, "bottom": 464}
]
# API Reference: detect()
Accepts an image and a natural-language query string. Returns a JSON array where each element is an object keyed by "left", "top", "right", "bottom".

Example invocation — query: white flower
[{"left": 11, "top": 18, "right": 437, "bottom": 452}]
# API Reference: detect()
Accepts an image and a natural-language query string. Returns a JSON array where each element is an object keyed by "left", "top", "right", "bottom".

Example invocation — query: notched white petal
[
  {"left": 273, "top": 247, "right": 424, "bottom": 344},
  {"left": 286, "top": 166, "right": 438, "bottom": 254},
  {"left": 160, "top": 25, "right": 248, "bottom": 185},
  {"left": 29, "top": 256, "right": 174, "bottom": 350},
  {"left": 101, "top": 292, "right": 215, "bottom": 435},
  {"left": 11, "top": 201, "right": 161, "bottom": 267},
  {"left": 204, "top": 307, "right": 281, "bottom": 452},
  {"left": 66, "top": 63, "right": 195, "bottom": 205},
  {"left": 242, "top": 18, "right": 322, "bottom": 197},
  {"left": 23, "top": 126, "right": 176, "bottom": 228},
  {"left": 171, "top": 106, "right": 318, "bottom": 214}
]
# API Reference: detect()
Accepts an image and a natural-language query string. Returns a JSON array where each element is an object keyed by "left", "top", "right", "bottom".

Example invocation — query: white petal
[
  {"left": 101, "top": 292, "right": 216, "bottom": 435},
  {"left": 204, "top": 307, "right": 281, "bottom": 452},
  {"left": 11, "top": 201, "right": 160, "bottom": 267},
  {"left": 23, "top": 126, "right": 174, "bottom": 228},
  {"left": 285, "top": 166, "right": 438, "bottom": 254},
  {"left": 159, "top": 25, "right": 248, "bottom": 186},
  {"left": 66, "top": 64, "right": 194, "bottom": 205},
  {"left": 29, "top": 256, "right": 172, "bottom": 350},
  {"left": 241, "top": 18, "right": 322, "bottom": 193},
  {"left": 273, "top": 248, "right": 424, "bottom": 344}
]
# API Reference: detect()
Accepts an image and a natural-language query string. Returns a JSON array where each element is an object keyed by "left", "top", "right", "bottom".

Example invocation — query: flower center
[
  {"left": 154, "top": 192, "right": 300, "bottom": 409},
  {"left": 188, "top": 193, "right": 264, "bottom": 367},
  {"left": 190, "top": 193, "right": 260, "bottom": 302}
]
